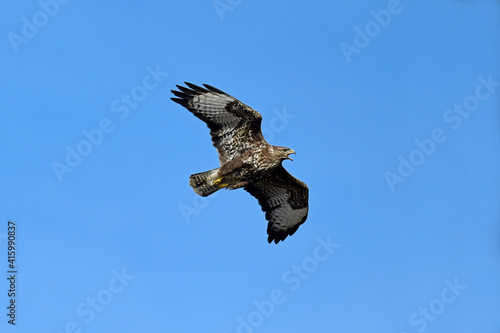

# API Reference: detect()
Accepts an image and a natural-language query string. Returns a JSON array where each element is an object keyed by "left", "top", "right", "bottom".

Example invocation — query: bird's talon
[{"left": 212, "top": 177, "right": 228, "bottom": 188}]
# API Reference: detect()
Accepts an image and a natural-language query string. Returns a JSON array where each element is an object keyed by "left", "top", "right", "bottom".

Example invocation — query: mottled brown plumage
[{"left": 171, "top": 82, "right": 308, "bottom": 244}]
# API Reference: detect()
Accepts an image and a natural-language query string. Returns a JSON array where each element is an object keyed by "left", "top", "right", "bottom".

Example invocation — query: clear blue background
[{"left": 1, "top": 1, "right": 499, "bottom": 332}]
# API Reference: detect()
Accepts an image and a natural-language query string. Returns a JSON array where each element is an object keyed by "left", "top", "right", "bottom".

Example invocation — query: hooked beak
[{"left": 286, "top": 150, "right": 295, "bottom": 161}]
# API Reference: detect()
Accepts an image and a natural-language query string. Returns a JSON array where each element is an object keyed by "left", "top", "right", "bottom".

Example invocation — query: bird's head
[{"left": 276, "top": 146, "right": 296, "bottom": 161}]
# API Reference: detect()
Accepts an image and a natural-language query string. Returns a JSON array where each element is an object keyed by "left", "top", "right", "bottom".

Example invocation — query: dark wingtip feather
[
  {"left": 171, "top": 82, "right": 227, "bottom": 101},
  {"left": 184, "top": 82, "right": 209, "bottom": 93},
  {"left": 177, "top": 85, "right": 196, "bottom": 95},
  {"left": 171, "top": 90, "right": 191, "bottom": 99},
  {"left": 203, "top": 84, "right": 227, "bottom": 95},
  {"left": 267, "top": 231, "right": 288, "bottom": 244},
  {"left": 170, "top": 97, "right": 185, "bottom": 105},
  {"left": 267, "top": 221, "right": 297, "bottom": 244}
]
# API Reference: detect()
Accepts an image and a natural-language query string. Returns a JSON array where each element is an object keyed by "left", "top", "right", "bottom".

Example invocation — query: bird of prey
[{"left": 171, "top": 82, "right": 309, "bottom": 243}]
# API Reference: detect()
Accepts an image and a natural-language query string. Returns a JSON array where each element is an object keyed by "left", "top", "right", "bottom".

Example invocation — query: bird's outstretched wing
[
  {"left": 171, "top": 82, "right": 265, "bottom": 164},
  {"left": 244, "top": 165, "right": 309, "bottom": 244}
]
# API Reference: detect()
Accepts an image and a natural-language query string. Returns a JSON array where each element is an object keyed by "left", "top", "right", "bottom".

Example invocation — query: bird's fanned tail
[{"left": 189, "top": 168, "right": 220, "bottom": 197}]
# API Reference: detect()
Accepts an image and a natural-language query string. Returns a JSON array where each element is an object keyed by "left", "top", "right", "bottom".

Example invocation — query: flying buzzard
[{"left": 171, "top": 82, "right": 309, "bottom": 243}]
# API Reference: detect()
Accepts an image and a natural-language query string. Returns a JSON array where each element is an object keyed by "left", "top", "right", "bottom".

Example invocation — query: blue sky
[{"left": 1, "top": 0, "right": 500, "bottom": 332}]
